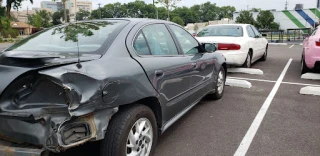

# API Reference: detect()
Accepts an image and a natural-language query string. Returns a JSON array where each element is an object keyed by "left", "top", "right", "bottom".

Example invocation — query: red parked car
[{"left": 301, "top": 27, "right": 320, "bottom": 74}]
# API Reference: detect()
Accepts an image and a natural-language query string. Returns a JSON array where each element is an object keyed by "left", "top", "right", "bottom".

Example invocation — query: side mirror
[
  {"left": 262, "top": 34, "right": 267, "bottom": 37},
  {"left": 202, "top": 43, "right": 217, "bottom": 52}
]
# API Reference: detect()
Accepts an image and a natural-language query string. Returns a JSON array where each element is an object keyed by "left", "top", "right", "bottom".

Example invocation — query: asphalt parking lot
[
  {"left": 0, "top": 43, "right": 313, "bottom": 156},
  {"left": 48, "top": 44, "right": 320, "bottom": 156}
]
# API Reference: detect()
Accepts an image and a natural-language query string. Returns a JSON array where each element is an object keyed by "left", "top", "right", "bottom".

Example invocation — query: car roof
[
  {"left": 206, "top": 24, "right": 250, "bottom": 27},
  {"left": 80, "top": 18, "right": 173, "bottom": 25}
]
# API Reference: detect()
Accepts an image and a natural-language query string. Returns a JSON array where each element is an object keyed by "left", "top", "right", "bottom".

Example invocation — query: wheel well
[
  {"left": 119, "top": 97, "right": 163, "bottom": 132},
  {"left": 222, "top": 63, "right": 227, "bottom": 77},
  {"left": 248, "top": 48, "right": 253, "bottom": 59}
]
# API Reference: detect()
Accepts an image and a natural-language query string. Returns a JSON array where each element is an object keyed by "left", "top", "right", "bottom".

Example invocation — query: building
[
  {"left": 41, "top": 1, "right": 63, "bottom": 12},
  {"left": 66, "top": 0, "right": 92, "bottom": 22},
  {"left": 10, "top": 22, "right": 35, "bottom": 36},
  {"left": 318, "top": 0, "right": 320, "bottom": 8},
  {"left": 11, "top": 8, "right": 54, "bottom": 22},
  {"left": 233, "top": 8, "right": 320, "bottom": 30}
]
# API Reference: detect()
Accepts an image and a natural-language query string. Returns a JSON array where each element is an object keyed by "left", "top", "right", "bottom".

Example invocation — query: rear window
[
  {"left": 5, "top": 20, "right": 129, "bottom": 54},
  {"left": 197, "top": 25, "right": 243, "bottom": 37}
]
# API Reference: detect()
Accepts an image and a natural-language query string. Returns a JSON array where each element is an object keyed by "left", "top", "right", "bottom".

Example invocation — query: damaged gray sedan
[{"left": 0, "top": 19, "right": 226, "bottom": 156}]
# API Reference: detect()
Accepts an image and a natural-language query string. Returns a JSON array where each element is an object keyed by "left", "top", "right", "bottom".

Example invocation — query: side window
[
  {"left": 133, "top": 32, "right": 151, "bottom": 55},
  {"left": 140, "top": 24, "right": 179, "bottom": 55},
  {"left": 246, "top": 25, "right": 255, "bottom": 38},
  {"left": 251, "top": 25, "right": 261, "bottom": 37},
  {"left": 169, "top": 25, "right": 200, "bottom": 55}
]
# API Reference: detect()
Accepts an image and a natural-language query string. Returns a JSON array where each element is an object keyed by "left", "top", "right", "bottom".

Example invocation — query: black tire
[
  {"left": 242, "top": 52, "right": 252, "bottom": 68},
  {"left": 209, "top": 66, "right": 226, "bottom": 100},
  {"left": 260, "top": 46, "right": 268, "bottom": 61},
  {"left": 101, "top": 105, "right": 158, "bottom": 156},
  {"left": 301, "top": 56, "right": 310, "bottom": 75}
]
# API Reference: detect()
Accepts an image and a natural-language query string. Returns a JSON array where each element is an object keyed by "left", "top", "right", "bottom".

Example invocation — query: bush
[
  {"left": 171, "top": 16, "right": 185, "bottom": 26},
  {"left": 1, "top": 28, "right": 19, "bottom": 38},
  {"left": 0, "top": 38, "right": 3, "bottom": 43},
  {"left": 7, "top": 38, "right": 14, "bottom": 43}
]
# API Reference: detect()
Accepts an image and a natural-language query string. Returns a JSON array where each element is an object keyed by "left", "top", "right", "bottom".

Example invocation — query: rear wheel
[
  {"left": 243, "top": 52, "right": 252, "bottom": 68},
  {"left": 260, "top": 46, "right": 268, "bottom": 61},
  {"left": 301, "top": 56, "right": 310, "bottom": 74},
  {"left": 209, "top": 66, "right": 226, "bottom": 100},
  {"left": 101, "top": 105, "right": 157, "bottom": 156}
]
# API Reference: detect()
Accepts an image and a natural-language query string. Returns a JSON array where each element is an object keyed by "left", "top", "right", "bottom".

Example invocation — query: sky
[{"left": 2, "top": 0, "right": 318, "bottom": 12}]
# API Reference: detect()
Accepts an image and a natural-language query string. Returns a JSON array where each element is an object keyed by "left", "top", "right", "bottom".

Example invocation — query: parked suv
[{"left": 0, "top": 19, "right": 226, "bottom": 156}]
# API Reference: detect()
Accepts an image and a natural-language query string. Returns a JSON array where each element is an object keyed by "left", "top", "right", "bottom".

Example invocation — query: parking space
[
  {"left": 49, "top": 44, "right": 320, "bottom": 156},
  {"left": 155, "top": 44, "right": 320, "bottom": 156}
]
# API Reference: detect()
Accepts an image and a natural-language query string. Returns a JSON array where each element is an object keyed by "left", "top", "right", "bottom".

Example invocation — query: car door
[
  {"left": 132, "top": 23, "right": 194, "bottom": 122},
  {"left": 168, "top": 24, "right": 217, "bottom": 104},
  {"left": 246, "top": 25, "right": 260, "bottom": 61},
  {"left": 251, "top": 25, "right": 265, "bottom": 58}
]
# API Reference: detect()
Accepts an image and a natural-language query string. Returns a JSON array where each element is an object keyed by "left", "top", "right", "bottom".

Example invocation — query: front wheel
[
  {"left": 209, "top": 66, "right": 226, "bottom": 100},
  {"left": 101, "top": 105, "right": 158, "bottom": 156}
]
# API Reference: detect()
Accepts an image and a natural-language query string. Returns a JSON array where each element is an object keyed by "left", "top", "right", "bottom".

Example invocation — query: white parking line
[
  {"left": 228, "top": 76, "right": 320, "bottom": 87},
  {"left": 289, "top": 45, "right": 294, "bottom": 48},
  {"left": 228, "top": 77, "right": 276, "bottom": 83},
  {"left": 234, "top": 59, "right": 292, "bottom": 156}
]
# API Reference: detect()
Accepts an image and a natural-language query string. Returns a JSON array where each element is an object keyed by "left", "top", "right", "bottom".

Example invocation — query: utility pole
[
  {"left": 285, "top": 0, "right": 288, "bottom": 10},
  {"left": 247, "top": 5, "right": 249, "bottom": 11},
  {"left": 98, "top": 3, "right": 102, "bottom": 19}
]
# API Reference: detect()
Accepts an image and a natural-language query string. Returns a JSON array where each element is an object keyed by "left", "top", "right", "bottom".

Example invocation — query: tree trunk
[
  {"left": 6, "top": 3, "right": 12, "bottom": 19},
  {"left": 63, "top": 0, "right": 67, "bottom": 22}
]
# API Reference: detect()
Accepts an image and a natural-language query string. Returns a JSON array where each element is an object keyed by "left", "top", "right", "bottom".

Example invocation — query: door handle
[
  {"left": 191, "top": 63, "right": 197, "bottom": 69},
  {"left": 155, "top": 70, "right": 164, "bottom": 77}
]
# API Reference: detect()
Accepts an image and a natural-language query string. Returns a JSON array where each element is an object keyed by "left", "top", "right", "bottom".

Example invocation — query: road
[{"left": 6, "top": 44, "right": 317, "bottom": 156}]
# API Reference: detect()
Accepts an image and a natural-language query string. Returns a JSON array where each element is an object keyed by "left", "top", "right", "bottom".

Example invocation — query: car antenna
[{"left": 75, "top": 3, "right": 82, "bottom": 69}]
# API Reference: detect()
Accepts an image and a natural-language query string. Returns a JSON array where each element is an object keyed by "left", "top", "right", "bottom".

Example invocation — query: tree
[
  {"left": 52, "top": 0, "right": 67, "bottom": 23},
  {"left": 156, "top": 0, "right": 182, "bottom": 21},
  {"left": 52, "top": 9, "right": 70, "bottom": 25},
  {"left": 76, "top": 9, "right": 90, "bottom": 21},
  {"left": 236, "top": 11, "right": 256, "bottom": 25},
  {"left": 256, "top": 10, "right": 280, "bottom": 29},
  {"left": 250, "top": 8, "right": 261, "bottom": 12},
  {"left": 6, "top": 0, "right": 34, "bottom": 18},
  {"left": 219, "top": 6, "right": 236, "bottom": 19},
  {"left": 171, "top": 16, "right": 184, "bottom": 26},
  {"left": 52, "top": 11, "right": 62, "bottom": 25},
  {"left": 28, "top": 10, "right": 52, "bottom": 28}
]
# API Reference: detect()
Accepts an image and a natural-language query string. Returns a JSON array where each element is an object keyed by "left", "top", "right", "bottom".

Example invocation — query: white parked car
[{"left": 196, "top": 24, "right": 268, "bottom": 68}]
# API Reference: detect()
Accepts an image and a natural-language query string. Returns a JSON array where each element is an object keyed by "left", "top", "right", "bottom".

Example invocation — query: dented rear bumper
[
  {"left": 0, "top": 107, "right": 118, "bottom": 154},
  {"left": 0, "top": 138, "right": 48, "bottom": 156}
]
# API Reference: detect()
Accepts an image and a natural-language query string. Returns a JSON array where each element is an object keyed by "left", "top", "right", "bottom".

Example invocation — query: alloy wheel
[
  {"left": 126, "top": 118, "right": 153, "bottom": 156},
  {"left": 217, "top": 70, "right": 225, "bottom": 94}
]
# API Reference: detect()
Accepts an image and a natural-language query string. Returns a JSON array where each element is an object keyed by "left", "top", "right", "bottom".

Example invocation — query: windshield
[
  {"left": 197, "top": 25, "right": 243, "bottom": 37},
  {"left": 5, "top": 20, "right": 129, "bottom": 54}
]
